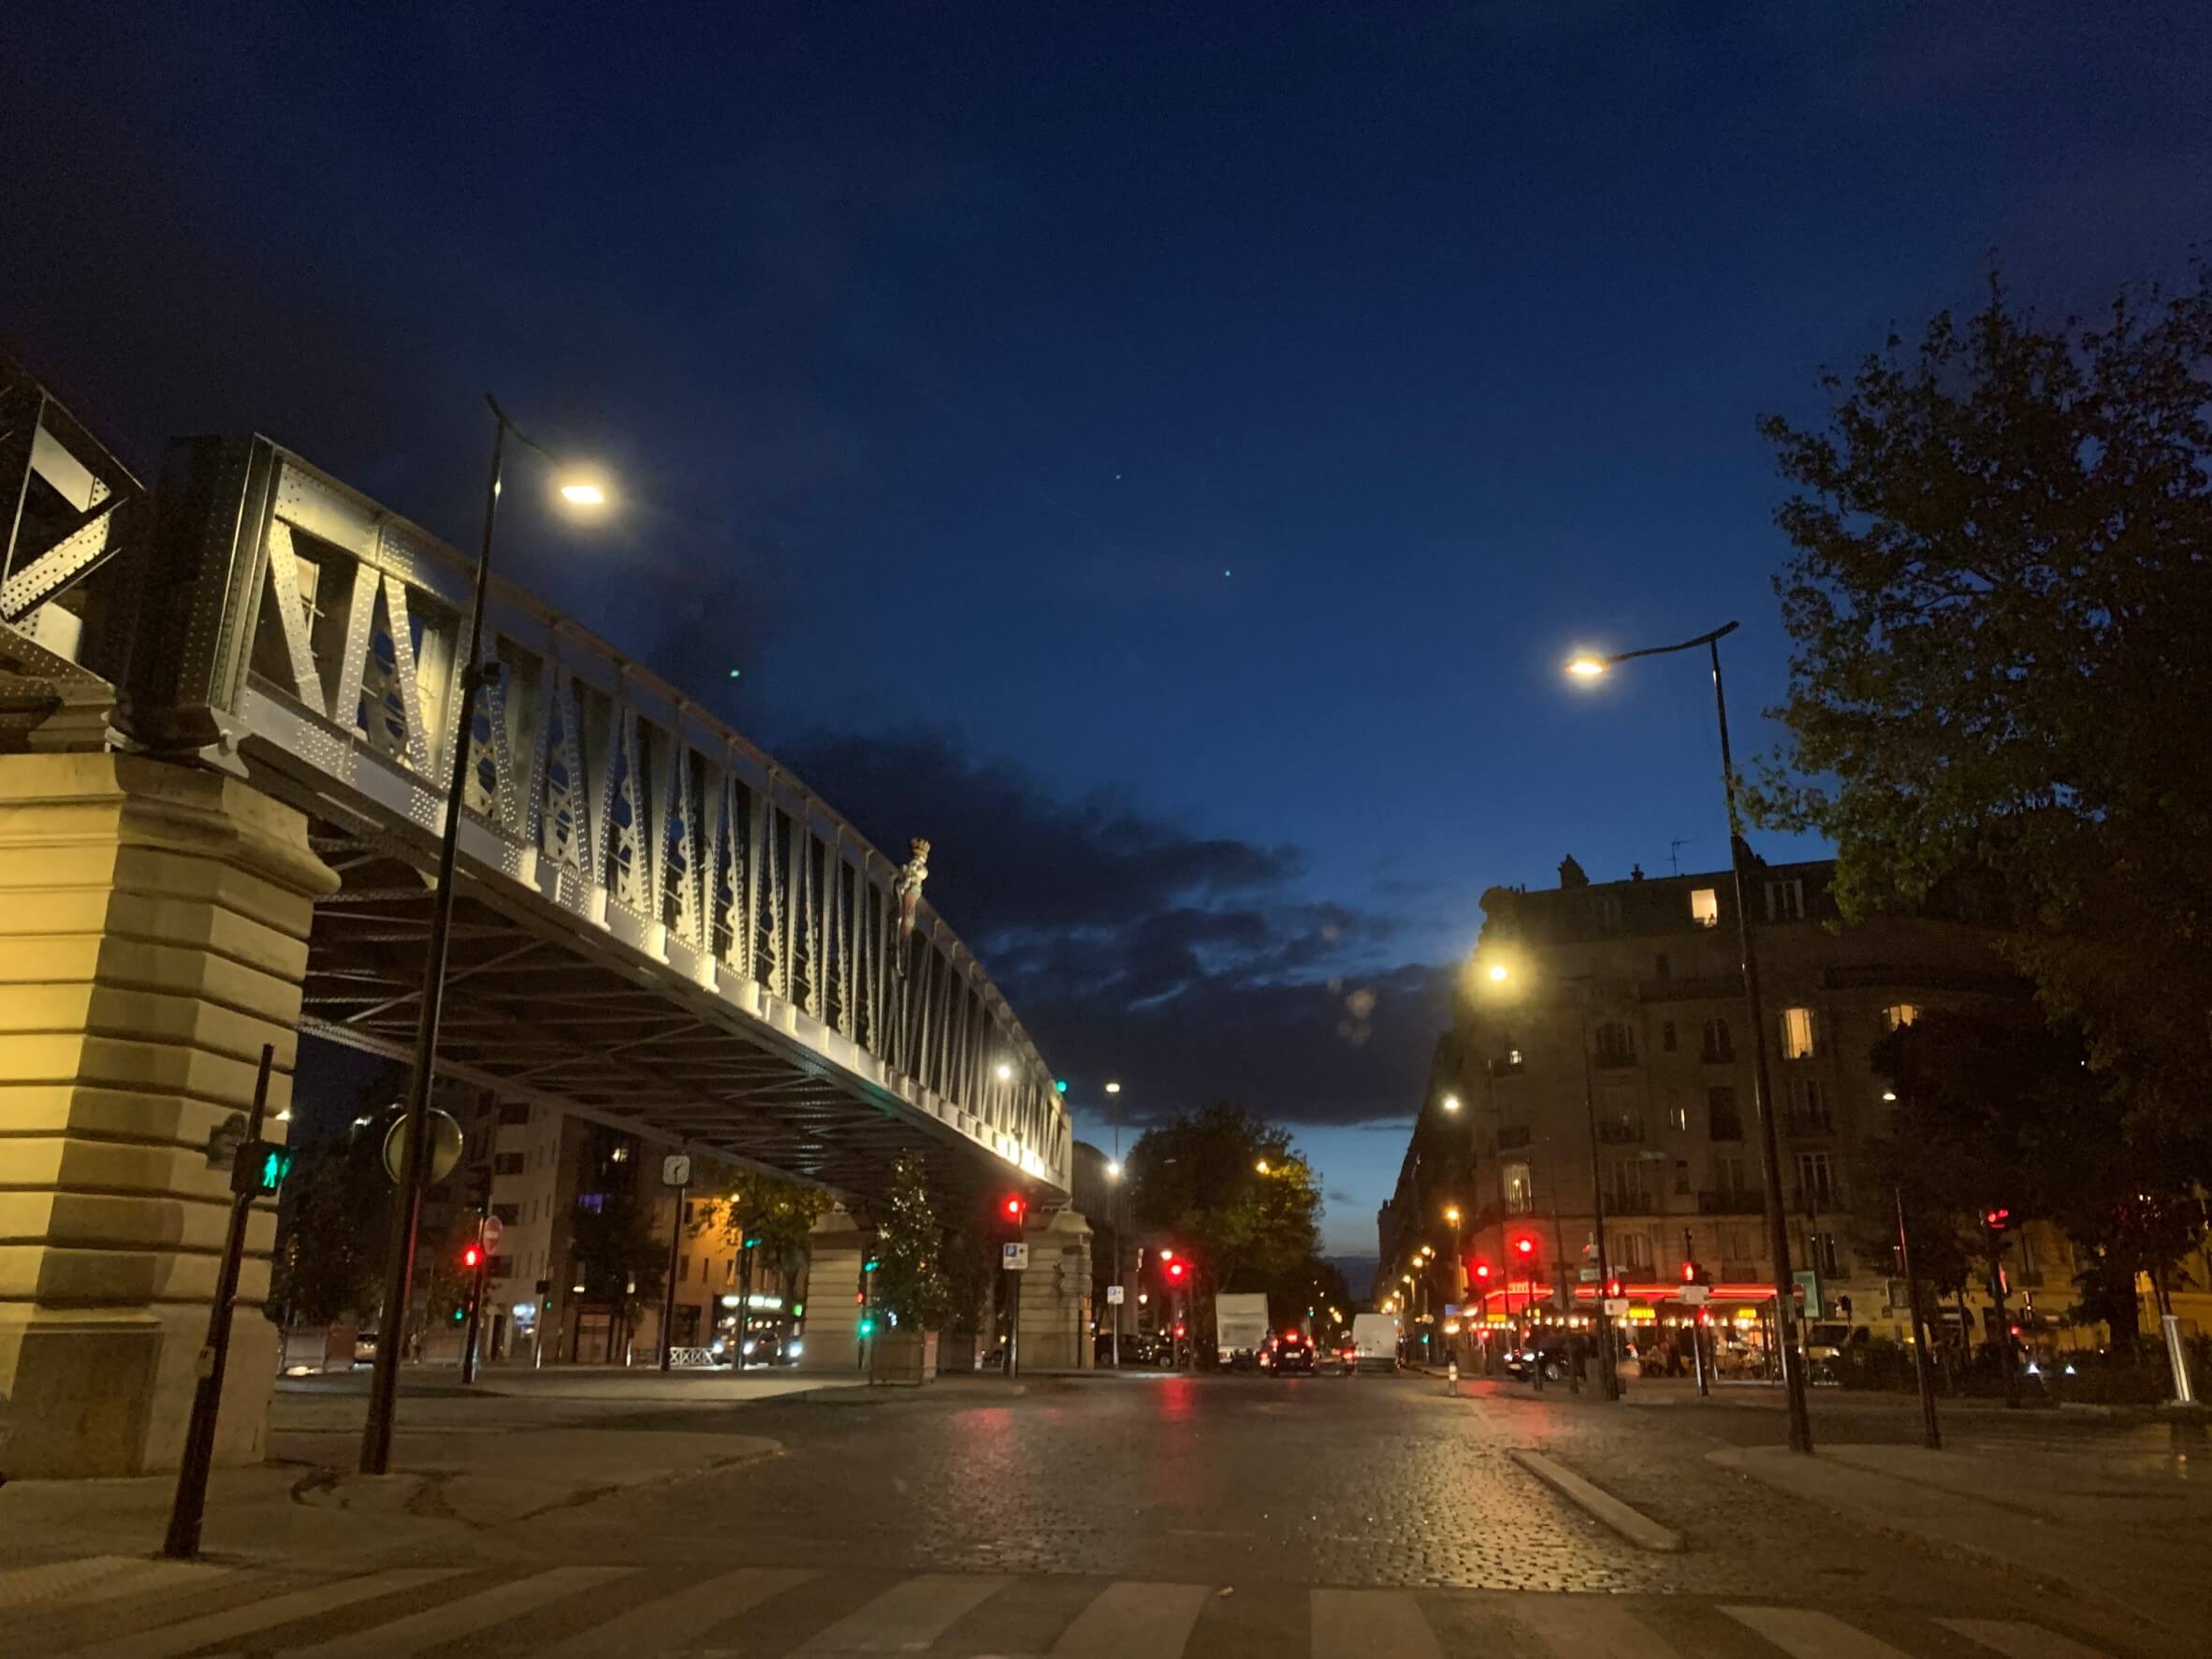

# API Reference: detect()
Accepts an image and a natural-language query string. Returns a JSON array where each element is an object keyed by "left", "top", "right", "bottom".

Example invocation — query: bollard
[{"left": 1447, "top": 1359, "right": 1460, "bottom": 1396}]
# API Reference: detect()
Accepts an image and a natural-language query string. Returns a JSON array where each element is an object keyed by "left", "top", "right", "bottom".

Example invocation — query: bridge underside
[{"left": 289, "top": 792, "right": 1021, "bottom": 1205}]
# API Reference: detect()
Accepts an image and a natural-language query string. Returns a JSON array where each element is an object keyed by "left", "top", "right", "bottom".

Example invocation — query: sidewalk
[{"left": 1710, "top": 1431, "right": 2212, "bottom": 1635}]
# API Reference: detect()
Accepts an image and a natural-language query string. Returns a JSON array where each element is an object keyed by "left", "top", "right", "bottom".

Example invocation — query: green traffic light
[{"left": 857, "top": 1317, "right": 875, "bottom": 1337}]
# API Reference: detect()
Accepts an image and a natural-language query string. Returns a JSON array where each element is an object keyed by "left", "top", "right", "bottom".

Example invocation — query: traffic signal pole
[{"left": 165, "top": 1044, "right": 276, "bottom": 1559}]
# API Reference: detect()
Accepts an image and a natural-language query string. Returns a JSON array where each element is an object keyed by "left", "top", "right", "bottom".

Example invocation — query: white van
[{"left": 1350, "top": 1313, "right": 1401, "bottom": 1373}]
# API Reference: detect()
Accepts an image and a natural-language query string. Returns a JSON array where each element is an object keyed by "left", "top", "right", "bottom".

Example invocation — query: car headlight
[
  {"left": 741, "top": 1341, "right": 755, "bottom": 1356},
  {"left": 788, "top": 1341, "right": 803, "bottom": 1357}
]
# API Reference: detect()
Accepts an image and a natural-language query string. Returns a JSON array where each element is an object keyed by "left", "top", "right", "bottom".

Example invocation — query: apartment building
[{"left": 1389, "top": 851, "right": 2081, "bottom": 1360}]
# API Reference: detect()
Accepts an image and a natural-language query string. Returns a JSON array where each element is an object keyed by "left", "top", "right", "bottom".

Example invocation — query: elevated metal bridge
[{"left": 1, "top": 357, "right": 1070, "bottom": 1201}]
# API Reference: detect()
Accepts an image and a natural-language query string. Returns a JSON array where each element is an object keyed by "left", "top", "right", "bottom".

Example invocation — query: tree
[
  {"left": 1753, "top": 267, "right": 2212, "bottom": 1148},
  {"left": 570, "top": 1186, "right": 667, "bottom": 1318},
  {"left": 870, "top": 1154, "right": 949, "bottom": 1330},
  {"left": 1127, "top": 1103, "right": 1322, "bottom": 1326},
  {"left": 269, "top": 1128, "right": 390, "bottom": 1328},
  {"left": 692, "top": 1164, "right": 831, "bottom": 1294}
]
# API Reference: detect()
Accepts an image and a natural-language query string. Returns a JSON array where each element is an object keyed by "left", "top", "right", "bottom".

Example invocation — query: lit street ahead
[{"left": 5, "top": 1370, "right": 2194, "bottom": 1655}]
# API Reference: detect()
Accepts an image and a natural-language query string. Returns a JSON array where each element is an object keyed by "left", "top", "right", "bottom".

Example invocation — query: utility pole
[
  {"left": 165, "top": 1045, "right": 279, "bottom": 1559},
  {"left": 1896, "top": 1188, "right": 1941, "bottom": 1449}
]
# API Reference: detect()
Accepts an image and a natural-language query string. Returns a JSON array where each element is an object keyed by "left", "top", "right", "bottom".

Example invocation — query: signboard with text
[
  {"left": 1002, "top": 1242, "right": 1030, "bottom": 1272},
  {"left": 1105, "top": 1284, "right": 1125, "bottom": 1304}
]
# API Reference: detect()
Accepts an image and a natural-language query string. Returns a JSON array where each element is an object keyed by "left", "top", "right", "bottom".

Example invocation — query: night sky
[{"left": 9, "top": 5, "right": 2208, "bottom": 1259}]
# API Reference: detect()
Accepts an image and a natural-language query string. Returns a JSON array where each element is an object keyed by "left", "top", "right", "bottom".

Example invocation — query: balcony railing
[
  {"left": 1721, "top": 1259, "right": 1762, "bottom": 1280},
  {"left": 1697, "top": 1189, "right": 1761, "bottom": 1215},
  {"left": 1596, "top": 1119, "right": 1645, "bottom": 1145},
  {"left": 1593, "top": 1051, "right": 1640, "bottom": 1070},
  {"left": 1605, "top": 1193, "right": 1660, "bottom": 1215},
  {"left": 1701, "top": 1045, "right": 1736, "bottom": 1065},
  {"left": 1785, "top": 1113, "right": 1836, "bottom": 1138}
]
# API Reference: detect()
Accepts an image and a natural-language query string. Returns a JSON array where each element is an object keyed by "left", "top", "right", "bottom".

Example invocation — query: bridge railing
[{"left": 109, "top": 432, "right": 1069, "bottom": 1188}]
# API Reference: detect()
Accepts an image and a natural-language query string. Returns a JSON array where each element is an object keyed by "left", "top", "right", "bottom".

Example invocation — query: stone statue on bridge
[{"left": 894, "top": 837, "right": 930, "bottom": 972}]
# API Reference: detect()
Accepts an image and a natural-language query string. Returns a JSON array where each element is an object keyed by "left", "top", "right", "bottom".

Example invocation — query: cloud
[{"left": 779, "top": 727, "right": 1454, "bottom": 1128}]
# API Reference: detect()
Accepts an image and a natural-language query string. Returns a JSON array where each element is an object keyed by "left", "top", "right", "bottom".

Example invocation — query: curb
[{"left": 1507, "top": 1448, "right": 1681, "bottom": 1552}]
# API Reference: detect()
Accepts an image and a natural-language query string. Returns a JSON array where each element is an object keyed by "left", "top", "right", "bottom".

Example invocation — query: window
[
  {"left": 1617, "top": 1230, "right": 1653, "bottom": 1272},
  {"left": 1588, "top": 892, "right": 1623, "bottom": 933},
  {"left": 1666, "top": 1092, "right": 1688, "bottom": 1132},
  {"left": 1884, "top": 1004, "right": 1920, "bottom": 1031},
  {"left": 576, "top": 1192, "right": 605, "bottom": 1214},
  {"left": 725, "top": 1258, "right": 738, "bottom": 1285},
  {"left": 1503, "top": 1161, "right": 1535, "bottom": 1215},
  {"left": 487, "top": 1254, "right": 510, "bottom": 1279},
  {"left": 1708, "top": 1087, "right": 1743, "bottom": 1141},
  {"left": 1690, "top": 888, "right": 1720, "bottom": 927},
  {"left": 1765, "top": 878, "right": 1806, "bottom": 921},
  {"left": 1781, "top": 1006, "right": 1818, "bottom": 1060},
  {"left": 1598, "top": 1099, "right": 1644, "bottom": 1143},
  {"left": 492, "top": 1202, "right": 521, "bottom": 1226},
  {"left": 493, "top": 1152, "right": 526, "bottom": 1175},
  {"left": 1712, "top": 1154, "right": 1747, "bottom": 1194},
  {"left": 498, "top": 1101, "right": 531, "bottom": 1125},
  {"left": 1607, "top": 1158, "right": 1652, "bottom": 1206},
  {"left": 1654, "top": 953, "right": 1671, "bottom": 982},
  {"left": 678, "top": 1255, "right": 691, "bottom": 1283},
  {"left": 1812, "top": 1231, "right": 1842, "bottom": 1278},
  {"left": 1661, "top": 1020, "right": 1678, "bottom": 1053},
  {"left": 1720, "top": 1226, "right": 1755, "bottom": 1263},
  {"left": 1701, "top": 1018, "right": 1734, "bottom": 1063},
  {"left": 1674, "top": 1158, "right": 1692, "bottom": 1195},
  {"left": 1788, "top": 1078, "right": 1832, "bottom": 1132},
  {"left": 1796, "top": 1151, "right": 1839, "bottom": 1210},
  {"left": 1593, "top": 1021, "right": 1637, "bottom": 1068}
]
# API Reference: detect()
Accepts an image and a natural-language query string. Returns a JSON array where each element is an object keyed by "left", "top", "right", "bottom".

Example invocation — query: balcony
[
  {"left": 1720, "top": 1259, "right": 1762, "bottom": 1281},
  {"left": 1697, "top": 1189, "right": 1762, "bottom": 1215},
  {"left": 1593, "top": 1052, "right": 1640, "bottom": 1071},
  {"left": 1596, "top": 1119, "right": 1645, "bottom": 1145},
  {"left": 1784, "top": 1113, "right": 1836, "bottom": 1138},
  {"left": 1700, "top": 1047, "right": 1736, "bottom": 1066},
  {"left": 1605, "top": 1193, "right": 1660, "bottom": 1215}
]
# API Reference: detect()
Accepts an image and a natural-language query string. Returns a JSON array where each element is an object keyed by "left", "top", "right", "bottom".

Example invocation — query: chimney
[
  {"left": 1630, "top": 864, "right": 1645, "bottom": 881},
  {"left": 1558, "top": 854, "right": 1589, "bottom": 889}
]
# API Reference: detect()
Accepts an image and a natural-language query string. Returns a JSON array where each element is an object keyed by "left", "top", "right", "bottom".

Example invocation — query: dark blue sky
[{"left": 9, "top": 3, "right": 2208, "bottom": 1255}]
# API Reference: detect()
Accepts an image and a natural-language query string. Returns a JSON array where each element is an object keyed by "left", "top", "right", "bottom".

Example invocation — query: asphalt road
[{"left": 7, "top": 1368, "right": 2173, "bottom": 1656}]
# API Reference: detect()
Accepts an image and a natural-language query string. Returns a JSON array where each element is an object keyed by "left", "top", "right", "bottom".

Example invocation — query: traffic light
[
  {"left": 857, "top": 1315, "right": 876, "bottom": 1338},
  {"left": 1984, "top": 1206, "right": 2013, "bottom": 1232},
  {"left": 461, "top": 1242, "right": 484, "bottom": 1272},
  {"left": 1000, "top": 1194, "right": 1026, "bottom": 1230},
  {"left": 1604, "top": 1278, "right": 1623, "bottom": 1300},
  {"left": 1681, "top": 1259, "right": 1697, "bottom": 1283},
  {"left": 229, "top": 1141, "right": 294, "bottom": 1197},
  {"left": 1472, "top": 1260, "right": 1492, "bottom": 1283},
  {"left": 1168, "top": 1260, "right": 1186, "bottom": 1281},
  {"left": 1511, "top": 1234, "right": 1537, "bottom": 1267}
]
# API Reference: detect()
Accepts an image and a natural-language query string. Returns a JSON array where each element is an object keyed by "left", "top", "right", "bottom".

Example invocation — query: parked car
[{"left": 1259, "top": 1331, "right": 1317, "bottom": 1375}]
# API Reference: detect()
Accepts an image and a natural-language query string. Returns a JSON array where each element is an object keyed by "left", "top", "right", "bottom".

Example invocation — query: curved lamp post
[{"left": 1564, "top": 619, "right": 1813, "bottom": 1454}]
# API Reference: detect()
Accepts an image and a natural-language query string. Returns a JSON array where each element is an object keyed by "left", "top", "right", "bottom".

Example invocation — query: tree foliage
[
  {"left": 269, "top": 1128, "right": 391, "bottom": 1327},
  {"left": 692, "top": 1164, "right": 830, "bottom": 1282},
  {"left": 1126, "top": 1102, "right": 1321, "bottom": 1299},
  {"left": 1753, "top": 267, "right": 2212, "bottom": 1141},
  {"left": 569, "top": 1185, "right": 667, "bottom": 1306},
  {"left": 870, "top": 1154, "right": 950, "bottom": 1329}
]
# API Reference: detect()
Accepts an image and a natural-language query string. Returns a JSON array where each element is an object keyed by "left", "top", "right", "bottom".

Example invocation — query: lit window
[
  {"left": 1884, "top": 1004, "right": 1920, "bottom": 1031},
  {"left": 1503, "top": 1161, "right": 1535, "bottom": 1215},
  {"left": 1782, "top": 1007, "right": 1817, "bottom": 1060},
  {"left": 1690, "top": 888, "right": 1719, "bottom": 927}
]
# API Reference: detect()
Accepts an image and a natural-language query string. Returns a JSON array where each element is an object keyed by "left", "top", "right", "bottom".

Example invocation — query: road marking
[
  {"left": 0, "top": 1556, "right": 231, "bottom": 1610},
  {"left": 793, "top": 1572, "right": 1010, "bottom": 1652},
  {"left": 1939, "top": 1619, "right": 2110, "bottom": 1658},
  {"left": 545, "top": 1566, "right": 818, "bottom": 1655},
  {"left": 1723, "top": 1605, "right": 1914, "bottom": 1657},
  {"left": 1526, "top": 1597, "right": 1668, "bottom": 1657},
  {"left": 287, "top": 1565, "right": 630, "bottom": 1655},
  {"left": 65, "top": 1566, "right": 466, "bottom": 1658},
  {"left": 1312, "top": 1588, "right": 1444, "bottom": 1659},
  {"left": 1048, "top": 1580, "right": 1213, "bottom": 1657}
]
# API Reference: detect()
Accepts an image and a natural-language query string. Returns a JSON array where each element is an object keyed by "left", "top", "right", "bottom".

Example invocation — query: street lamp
[
  {"left": 1487, "top": 963, "right": 1510, "bottom": 982},
  {"left": 362, "top": 394, "right": 611, "bottom": 1477},
  {"left": 1104, "top": 1081, "right": 1121, "bottom": 1095},
  {"left": 1440, "top": 1093, "right": 1462, "bottom": 1113},
  {"left": 1255, "top": 1159, "right": 1271, "bottom": 1174},
  {"left": 996, "top": 1062, "right": 1013, "bottom": 1081},
  {"left": 1564, "top": 619, "right": 1814, "bottom": 1455}
]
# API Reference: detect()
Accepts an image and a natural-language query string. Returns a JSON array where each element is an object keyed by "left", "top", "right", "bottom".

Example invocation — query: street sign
[
  {"left": 1105, "top": 1284, "right": 1125, "bottom": 1304},
  {"left": 479, "top": 1215, "right": 504, "bottom": 1254},
  {"left": 1579, "top": 1265, "right": 1600, "bottom": 1282},
  {"left": 1002, "top": 1242, "right": 1030, "bottom": 1271},
  {"left": 382, "top": 1108, "right": 463, "bottom": 1186},
  {"left": 1602, "top": 1297, "right": 1630, "bottom": 1317},
  {"left": 1680, "top": 1283, "right": 1710, "bottom": 1305},
  {"left": 662, "top": 1153, "right": 692, "bottom": 1187}
]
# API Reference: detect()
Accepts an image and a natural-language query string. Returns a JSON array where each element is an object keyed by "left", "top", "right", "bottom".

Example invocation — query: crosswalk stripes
[
  {"left": 63, "top": 1566, "right": 468, "bottom": 1659},
  {"left": 16, "top": 1557, "right": 2127, "bottom": 1658},
  {"left": 1312, "top": 1587, "right": 1444, "bottom": 1659},
  {"left": 544, "top": 1564, "right": 819, "bottom": 1656},
  {"left": 285, "top": 1565, "right": 630, "bottom": 1656},
  {"left": 789, "top": 1572, "right": 1009, "bottom": 1653},
  {"left": 1723, "top": 1605, "right": 1914, "bottom": 1658},
  {"left": 1047, "top": 1581, "right": 1213, "bottom": 1658},
  {"left": 1939, "top": 1619, "right": 2112, "bottom": 1658}
]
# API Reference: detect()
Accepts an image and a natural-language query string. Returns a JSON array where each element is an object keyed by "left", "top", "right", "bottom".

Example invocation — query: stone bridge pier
[{"left": 0, "top": 752, "right": 336, "bottom": 1477}]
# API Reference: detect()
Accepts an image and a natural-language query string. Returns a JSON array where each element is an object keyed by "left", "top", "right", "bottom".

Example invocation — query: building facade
[{"left": 1390, "top": 852, "right": 2084, "bottom": 1368}]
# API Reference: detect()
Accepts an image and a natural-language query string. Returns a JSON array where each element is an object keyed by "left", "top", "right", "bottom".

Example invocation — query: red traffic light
[
  {"left": 1473, "top": 1261, "right": 1492, "bottom": 1281},
  {"left": 1681, "top": 1259, "right": 1696, "bottom": 1283},
  {"left": 1002, "top": 1194, "right": 1026, "bottom": 1223},
  {"left": 1604, "top": 1278, "right": 1623, "bottom": 1300},
  {"left": 1512, "top": 1235, "right": 1536, "bottom": 1257},
  {"left": 461, "top": 1243, "right": 483, "bottom": 1270},
  {"left": 1168, "top": 1260, "right": 1186, "bottom": 1280},
  {"left": 1984, "top": 1207, "right": 2012, "bottom": 1231}
]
